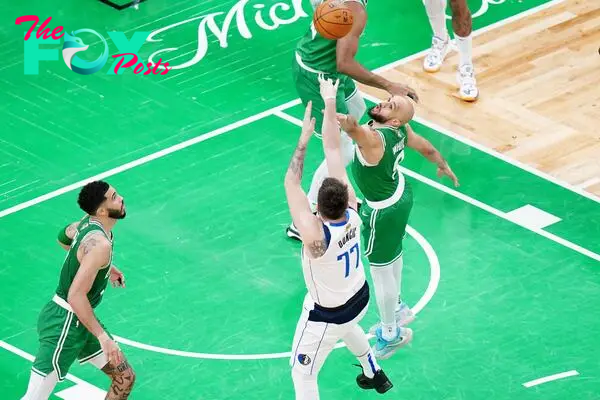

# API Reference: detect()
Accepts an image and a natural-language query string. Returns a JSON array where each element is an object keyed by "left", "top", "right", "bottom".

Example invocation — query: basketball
[{"left": 313, "top": 1, "right": 354, "bottom": 40}]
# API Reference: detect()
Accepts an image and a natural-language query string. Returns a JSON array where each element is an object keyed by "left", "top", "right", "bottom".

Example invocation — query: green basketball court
[{"left": 1, "top": 0, "right": 599, "bottom": 399}]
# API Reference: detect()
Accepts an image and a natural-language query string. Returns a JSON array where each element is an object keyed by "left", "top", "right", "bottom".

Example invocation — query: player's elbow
[
  {"left": 336, "top": 58, "right": 351, "bottom": 75},
  {"left": 67, "top": 289, "right": 82, "bottom": 307}
]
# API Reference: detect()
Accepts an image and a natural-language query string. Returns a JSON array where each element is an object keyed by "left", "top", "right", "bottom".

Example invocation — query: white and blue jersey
[{"left": 301, "top": 208, "right": 368, "bottom": 322}]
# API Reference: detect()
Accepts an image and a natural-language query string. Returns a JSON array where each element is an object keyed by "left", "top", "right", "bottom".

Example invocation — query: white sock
[
  {"left": 292, "top": 369, "right": 319, "bottom": 400},
  {"left": 307, "top": 131, "right": 354, "bottom": 208},
  {"left": 455, "top": 34, "right": 473, "bottom": 66},
  {"left": 370, "top": 264, "right": 399, "bottom": 341},
  {"left": 342, "top": 325, "right": 380, "bottom": 378},
  {"left": 393, "top": 255, "right": 404, "bottom": 312},
  {"left": 423, "top": 0, "right": 449, "bottom": 41},
  {"left": 21, "top": 370, "right": 59, "bottom": 400}
]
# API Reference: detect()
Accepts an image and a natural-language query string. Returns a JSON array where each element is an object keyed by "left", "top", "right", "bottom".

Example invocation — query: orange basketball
[{"left": 313, "top": 1, "right": 354, "bottom": 40}]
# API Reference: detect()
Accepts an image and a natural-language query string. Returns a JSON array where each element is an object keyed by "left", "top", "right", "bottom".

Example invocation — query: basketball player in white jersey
[{"left": 284, "top": 76, "right": 393, "bottom": 399}]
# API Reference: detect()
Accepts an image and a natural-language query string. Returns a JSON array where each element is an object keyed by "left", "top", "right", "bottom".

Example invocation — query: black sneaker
[{"left": 355, "top": 366, "right": 393, "bottom": 394}]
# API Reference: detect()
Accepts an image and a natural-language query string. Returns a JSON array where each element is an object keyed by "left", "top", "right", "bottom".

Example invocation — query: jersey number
[{"left": 337, "top": 243, "right": 359, "bottom": 278}]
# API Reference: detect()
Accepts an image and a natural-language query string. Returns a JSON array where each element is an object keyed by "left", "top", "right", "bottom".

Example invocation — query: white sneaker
[
  {"left": 369, "top": 302, "right": 415, "bottom": 335},
  {"left": 423, "top": 36, "right": 450, "bottom": 73},
  {"left": 457, "top": 63, "right": 479, "bottom": 102}
]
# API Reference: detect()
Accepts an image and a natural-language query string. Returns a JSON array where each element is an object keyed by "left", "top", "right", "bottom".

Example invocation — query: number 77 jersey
[{"left": 301, "top": 208, "right": 366, "bottom": 308}]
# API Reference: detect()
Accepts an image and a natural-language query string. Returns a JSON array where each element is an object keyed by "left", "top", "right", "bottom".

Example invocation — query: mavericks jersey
[
  {"left": 55, "top": 216, "right": 113, "bottom": 308},
  {"left": 301, "top": 208, "right": 365, "bottom": 308},
  {"left": 352, "top": 124, "right": 408, "bottom": 202},
  {"left": 295, "top": 0, "right": 368, "bottom": 74}
]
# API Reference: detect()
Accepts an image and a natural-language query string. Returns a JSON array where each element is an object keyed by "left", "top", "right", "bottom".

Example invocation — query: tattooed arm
[
  {"left": 57, "top": 219, "right": 82, "bottom": 250},
  {"left": 68, "top": 232, "right": 111, "bottom": 337},
  {"left": 283, "top": 101, "right": 328, "bottom": 259}
]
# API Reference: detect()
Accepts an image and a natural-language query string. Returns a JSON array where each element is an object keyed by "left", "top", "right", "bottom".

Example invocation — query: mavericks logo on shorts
[{"left": 298, "top": 354, "right": 311, "bottom": 365}]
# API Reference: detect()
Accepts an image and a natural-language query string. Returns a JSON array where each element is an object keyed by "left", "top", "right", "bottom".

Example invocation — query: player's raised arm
[
  {"left": 335, "top": 2, "right": 418, "bottom": 101},
  {"left": 405, "top": 123, "right": 459, "bottom": 187},
  {"left": 336, "top": 113, "right": 384, "bottom": 167},
  {"left": 284, "top": 102, "right": 327, "bottom": 257},
  {"left": 318, "top": 76, "right": 358, "bottom": 210},
  {"left": 67, "top": 232, "right": 122, "bottom": 365}
]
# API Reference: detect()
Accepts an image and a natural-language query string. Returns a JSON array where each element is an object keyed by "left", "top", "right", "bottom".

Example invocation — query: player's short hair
[
  {"left": 77, "top": 181, "right": 110, "bottom": 215},
  {"left": 317, "top": 177, "right": 348, "bottom": 220}
]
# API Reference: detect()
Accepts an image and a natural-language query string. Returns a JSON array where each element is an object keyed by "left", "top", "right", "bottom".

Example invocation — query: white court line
[
  {"left": 274, "top": 111, "right": 600, "bottom": 263},
  {"left": 0, "top": 340, "right": 106, "bottom": 393},
  {"left": 114, "top": 224, "right": 439, "bottom": 359},
  {"left": 0, "top": 98, "right": 299, "bottom": 219},
  {"left": 523, "top": 370, "right": 579, "bottom": 388},
  {"left": 0, "top": 0, "right": 572, "bottom": 219}
]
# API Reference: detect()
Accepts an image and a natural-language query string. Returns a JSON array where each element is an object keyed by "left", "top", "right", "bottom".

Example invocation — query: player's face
[
  {"left": 368, "top": 96, "right": 415, "bottom": 126},
  {"left": 101, "top": 186, "right": 126, "bottom": 220}
]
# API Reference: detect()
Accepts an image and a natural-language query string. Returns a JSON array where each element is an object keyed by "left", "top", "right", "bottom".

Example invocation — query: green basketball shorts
[
  {"left": 31, "top": 296, "right": 111, "bottom": 381},
  {"left": 360, "top": 181, "right": 414, "bottom": 266},
  {"left": 292, "top": 58, "right": 357, "bottom": 136}
]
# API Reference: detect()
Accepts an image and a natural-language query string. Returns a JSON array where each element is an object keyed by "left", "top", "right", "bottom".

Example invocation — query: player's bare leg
[
  {"left": 101, "top": 358, "right": 136, "bottom": 400},
  {"left": 450, "top": 0, "right": 478, "bottom": 101}
]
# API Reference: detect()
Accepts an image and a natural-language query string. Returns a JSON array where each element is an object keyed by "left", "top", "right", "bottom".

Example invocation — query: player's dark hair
[
  {"left": 77, "top": 181, "right": 109, "bottom": 215},
  {"left": 317, "top": 177, "right": 348, "bottom": 220}
]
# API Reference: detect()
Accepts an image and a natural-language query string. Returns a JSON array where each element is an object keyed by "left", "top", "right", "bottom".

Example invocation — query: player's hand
[
  {"left": 336, "top": 113, "right": 359, "bottom": 132},
  {"left": 109, "top": 264, "right": 125, "bottom": 288},
  {"left": 99, "top": 333, "right": 123, "bottom": 366},
  {"left": 437, "top": 163, "right": 459, "bottom": 187},
  {"left": 388, "top": 82, "right": 419, "bottom": 102},
  {"left": 300, "top": 101, "right": 316, "bottom": 143},
  {"left": 317, "top": 74, "right": 339, "bottom": 102}
]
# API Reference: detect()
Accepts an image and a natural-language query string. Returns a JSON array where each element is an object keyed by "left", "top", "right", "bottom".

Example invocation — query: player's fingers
[{"left": 304, "top": 101, "right": 312, "bottom": 120}]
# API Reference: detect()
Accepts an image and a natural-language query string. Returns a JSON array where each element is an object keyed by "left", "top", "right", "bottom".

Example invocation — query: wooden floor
[{"left": 360, "top": 0, "right": 600, "bottom": 197}]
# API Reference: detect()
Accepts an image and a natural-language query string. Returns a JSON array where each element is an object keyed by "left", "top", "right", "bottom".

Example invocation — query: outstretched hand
[
  {"left": 300, "top": 101, "right": 316, "bottom": 143},
  {"left": 318, "top": 74, "right": 340, "bottom": 101},
  {"left": 336, "top": 113, "right": 359, "bottom": 133}
]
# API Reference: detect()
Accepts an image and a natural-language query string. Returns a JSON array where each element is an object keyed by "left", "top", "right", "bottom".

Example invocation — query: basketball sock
[
  {"left": 423, "top": 0, "right": 449, "bottom": 41},
  {"left": 292, "top": 369, "right": 320, "bottom": 400},
  {"left": 455, "top": 34, "right": 473, "bottom": 66},
  {"left": 370, "top": 264, "right": 399, "bottom": 341},
  {"left": 342, "top": 325, "right": 380, "bottom": 379},
  {"left": 393, "top": 255, "right": 404, "bottom": 312},
  {"left": 21, "top": 369, "right": 59, "bottom": 400}
]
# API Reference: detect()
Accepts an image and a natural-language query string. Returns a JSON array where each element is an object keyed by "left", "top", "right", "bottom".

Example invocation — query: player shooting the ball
[{"left": 286, "top": 0, "right": 419, "bottom": 241}]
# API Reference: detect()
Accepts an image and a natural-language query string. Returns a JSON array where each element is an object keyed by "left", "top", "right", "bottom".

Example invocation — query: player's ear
[{"left": 390, "top": 118, "right": 402, "bottom": 128}]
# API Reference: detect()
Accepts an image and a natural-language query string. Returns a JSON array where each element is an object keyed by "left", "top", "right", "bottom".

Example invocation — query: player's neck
[
  {"left": 89, "top": 216, "right": 116, "bottom": 233},
  {"left": 369, "top": 120, "right": 401, "bottom": 130}
]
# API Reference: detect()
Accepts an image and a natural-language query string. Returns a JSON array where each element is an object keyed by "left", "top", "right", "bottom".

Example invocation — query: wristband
[
  {"left": 57, "top": 225, "right": 73, "bottom": 246},
  {"left": 323, "top": 96, "right": 336, "bottom": 101}
]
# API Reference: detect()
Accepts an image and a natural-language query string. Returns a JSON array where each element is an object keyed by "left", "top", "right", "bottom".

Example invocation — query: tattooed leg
[{"left": 102, "top": 358, "right": 136, "bottom": 400}]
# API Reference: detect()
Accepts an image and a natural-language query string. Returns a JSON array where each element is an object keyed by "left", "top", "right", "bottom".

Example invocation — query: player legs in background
[{"left": 422, "top": 0, "right": 479, "bottom": 101}]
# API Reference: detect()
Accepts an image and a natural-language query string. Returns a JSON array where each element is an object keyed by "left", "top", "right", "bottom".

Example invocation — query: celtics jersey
[
  {"left": 352, "top": 124, "right": 408, "bottom": 202},
  {"left": 55, "top": 216, "right": 113, "bottom": 308},
  {"left": 295, "top": 0, "right": 367, "bottom": 74}
]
